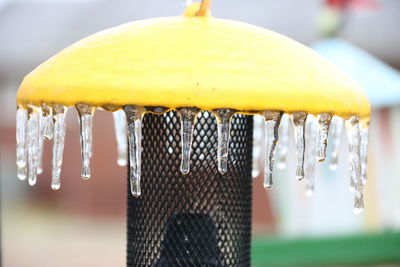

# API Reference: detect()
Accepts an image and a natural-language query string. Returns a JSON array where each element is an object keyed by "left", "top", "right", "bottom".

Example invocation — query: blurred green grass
[{"left": 252, "top": 231, "right": 400, "bottom": 266}]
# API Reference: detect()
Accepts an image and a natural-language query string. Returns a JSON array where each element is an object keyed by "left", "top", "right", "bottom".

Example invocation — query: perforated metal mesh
[{"left": 127, "top": 111, "right": 253, "bottom": 267}]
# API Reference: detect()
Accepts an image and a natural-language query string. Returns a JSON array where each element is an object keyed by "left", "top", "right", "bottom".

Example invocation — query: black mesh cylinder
[{"left": 127, "top": 111, "right": 253, "bottom": 267}]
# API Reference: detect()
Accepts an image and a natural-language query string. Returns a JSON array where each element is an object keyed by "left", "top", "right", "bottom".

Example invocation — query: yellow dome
[{"left": 16, "top": 3, "right": 370, "bottom": 119}]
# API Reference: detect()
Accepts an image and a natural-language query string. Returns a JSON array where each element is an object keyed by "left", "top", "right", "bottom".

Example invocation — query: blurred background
[{"left": 1, "top": 0, "right": 400, "bottom": 266}]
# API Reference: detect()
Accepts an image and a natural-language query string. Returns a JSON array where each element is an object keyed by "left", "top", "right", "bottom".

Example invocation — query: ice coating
[
  {"left": 27, "top": 107, "right": 40, "bottom": 186},
  {"left": 345, "top": 116, "right": 364, "bottom": 213},
  {"left": 177, "top": 107, "right": 200, "bottom": 174},
  {"left": 276, "top": 113, "right": 290, "bottom": 169},
  {"left": 214, "top": 109, "right": 235, "bottom": 174},
  {"left": 16, "top": 108, "right": 28, "bottom": 180},
  {"left": 113, "top": 110, "right": 128, "bottom": 166},
  {"left": 291, "top": 112, "right": 307, "bottom": 181},
  {"left": 262, "top": 111, "right": 282, "bottom": 189},
  {"left": 252, "top": 115, "right": 264, "bottom": 178},
  {"left": 124, "top": 105, "right": 144, "bottom": 197},
  {"left": 77, "top": 104, "right": 95, "bottom": 180},
  {"left": 51, "top": 105, "right": 67, "bottom": 190},
  {"left": 316, "top": 113, "right": 332, "bottom": 162},
  {"left": 305, "top": 115, "right": 317, "bottom": 196},
  {"left": 329, "top": 116, "right": 344, "bottom": 170},
  {"left": 15, "top": 104, "right": 370, "bottom": 213},
  {"left": 360, "top": 122, "right": 369, "bottom": 185}
]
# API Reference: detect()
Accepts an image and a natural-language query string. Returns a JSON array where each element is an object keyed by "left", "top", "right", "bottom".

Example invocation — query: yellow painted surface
[{"left": 17, "top": 4, "right": 370, "bottom": 119}]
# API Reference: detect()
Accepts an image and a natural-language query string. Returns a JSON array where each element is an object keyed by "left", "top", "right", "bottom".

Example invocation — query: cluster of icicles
[{"left": 16, "top": 104, "right": 369, "bottom": 214}]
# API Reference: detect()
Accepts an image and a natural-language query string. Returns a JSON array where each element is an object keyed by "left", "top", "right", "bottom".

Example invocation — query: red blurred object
[{"left": 326, "top": 0, "right": 379, "bottom": 10}]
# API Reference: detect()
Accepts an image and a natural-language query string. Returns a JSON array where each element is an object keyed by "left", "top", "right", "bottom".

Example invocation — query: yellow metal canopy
[{"left": 16, "top": 2, "right": 370, "bottom": 119}]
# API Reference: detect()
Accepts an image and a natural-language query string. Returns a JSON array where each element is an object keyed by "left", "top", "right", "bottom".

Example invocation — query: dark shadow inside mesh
[{"left": 127, "top": 111, "right": 253, "bottom": 267}]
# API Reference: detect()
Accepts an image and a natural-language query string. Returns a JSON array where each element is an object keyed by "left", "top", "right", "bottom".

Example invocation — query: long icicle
[
  {"left": 177, "top": 107, "right": 200, "bottom": 175},
  {"left": 316, "top": 113, "right": 332, "bottom": 162},
  {"left": 276, "top": 113, "right": 290, "bottom": 169},
  {"left": 214, "top": 109, "right": 235, "bottom": 174},
  {"left": 124, "top": 106, "right": 144, "bottom": 197},
  {"left": 16, "top": 107, "right": 28, "bottom": 180},
  {"left": 113, "top": 110, "right": 128, "bottom": 166},
  {"left": 37, "top": 109, "right": 44, "bottom": 175},
  {"left": 359, "top": 120, "right": 370, "bottom": 185},
  {"left": 291, "top": 112, "right": 307, "bottom": 181},
  {"left": 77, "top": 103, "right": 95, "bottom": 180},
  {"left": 51, "top": 105, "right": 67, "bottom": 190},
  {"left": 262, "top": 111, "right": 282, "bottom": 189},
  {"left": 329, "top": 116, "right": 344, "bottom": 170},
  {"left": 345, "top": 116, "right": 364, "bottom": 214},
  {"left": 305, "top": 115, "right": 317, "bottom": 196},
  {"left": 27, "top": 106, "right": 40, "bottom": 186}
]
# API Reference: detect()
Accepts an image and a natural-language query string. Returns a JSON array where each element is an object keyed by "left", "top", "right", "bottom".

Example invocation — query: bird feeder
[{"left": 15, "top": 1, "right": 370, "bottom": 266}]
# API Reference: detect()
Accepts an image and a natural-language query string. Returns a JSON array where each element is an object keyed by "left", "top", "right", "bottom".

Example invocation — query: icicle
[
  {"left": 16, "top": 107, "right": 28, "bottom": 180},
  {"left": 41, "top": 104, "right": 53, "bottom": 140},
  {"left": 213, "top": 109, "right": 235, "bottom": 174},
  {"left": 37, "top": 109, "right": 44, "bottom": 175},
  {"left": 305, "top": 115, "right": 317, "bottom": 196},
  {"left": 51, "top": 105, "right": 67, "bottom": 190},
  {"left": 291, "top": 112, "right": 307, "bottom": 181},
  {"left": 316, "top": 113, "right": 332, "bottom": 162},
  {"left": 345, "top": 116, "right": 364, "bottom": 213},
  {"left": 113, "top": 110, "right": 128, "bottom": 166},
  {"left": 36, "top": 139, "right": 44, "bottom": 175},
  {"left": 252, "top": 115, "right": 264, "bottom": 178},
  {"left": 346, "top": 116, "right": 362, "bottom": 193},
  {"left": 262, "top": 111, "right": 282, "bottom": 189},
  {"left": 27, "top": 106, "right": 40, "bottom": 186},
  {"left": 124, "top": 106, "right": 144, "bottom": 197},
  {"left": 359, "top": 121, "right": 369, "bottom": 185},
  {"left": 76, "top": 104, "right": 95, "bottom": 180},
  {"left": 328, "top": 116, "right": 344, "bottom": 170},
  {"left": 177, "top": 107, "right": 200, "bottom": 175},
  {"left": 276, "top": 113, "right": 290, "bottom": 169}
]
